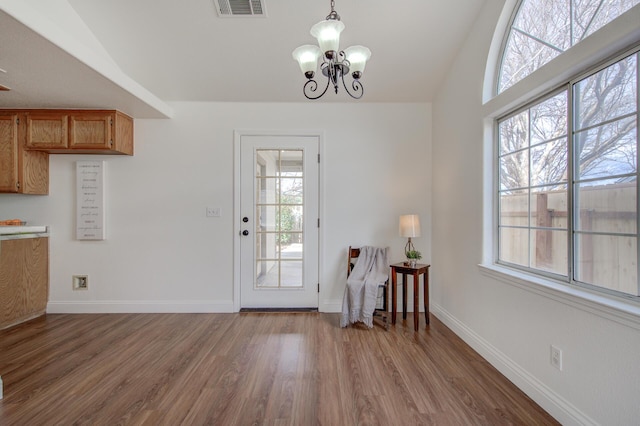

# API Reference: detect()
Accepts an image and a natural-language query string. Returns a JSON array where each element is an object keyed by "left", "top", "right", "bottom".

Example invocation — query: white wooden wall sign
[{"left": 76, "top": 161, "right": 105, "bottom": 240}]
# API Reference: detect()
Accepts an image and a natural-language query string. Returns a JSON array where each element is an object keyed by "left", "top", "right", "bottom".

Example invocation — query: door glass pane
[
  {"left": 280, "top": 233, "right": 302, "bottom": 259},
  {"left": 255, "top": 149, "right": 304, "bottom": 289},
  {"left": 280, "top": 260, "right": 303, "bottom": 287},
  {"left": 279, "top": 150, "right": 303, "bottom": 176},
  {"left": 281, "top": 178, "right": 303, "bottom": 204},
  {"left": 256, "top": 259, "right": 279, "bottom": 288}
]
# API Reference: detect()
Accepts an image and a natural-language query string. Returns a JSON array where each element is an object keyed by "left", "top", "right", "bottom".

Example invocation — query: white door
[{"left": 239, "top": 134, "right": 319, "bottom": 308}]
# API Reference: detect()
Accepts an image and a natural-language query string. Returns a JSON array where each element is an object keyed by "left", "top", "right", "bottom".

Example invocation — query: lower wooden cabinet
[{"left": 0, "top": 236, "right": 49, "bottom": 330}]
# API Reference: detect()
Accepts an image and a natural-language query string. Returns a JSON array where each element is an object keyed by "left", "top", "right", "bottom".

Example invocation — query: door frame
[{"left": 233, "top": 129, "right": 325, "bottom": 312}]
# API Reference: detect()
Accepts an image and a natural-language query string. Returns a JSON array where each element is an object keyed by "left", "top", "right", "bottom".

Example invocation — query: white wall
[
  {"left": 432, "top": 1, "right": 640, "bottom": 425},
  {"left": 0, "top": 102, "right": 431, "bottom": 313}
]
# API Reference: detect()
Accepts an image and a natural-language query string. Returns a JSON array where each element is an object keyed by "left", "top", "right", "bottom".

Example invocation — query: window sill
[{"left": 478, "top": 263, "right": 640, "bottom": 330}]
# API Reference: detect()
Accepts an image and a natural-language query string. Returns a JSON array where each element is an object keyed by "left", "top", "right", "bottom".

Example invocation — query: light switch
[{"left": 206, "top": 207, "right": 221, "bottom": 217}]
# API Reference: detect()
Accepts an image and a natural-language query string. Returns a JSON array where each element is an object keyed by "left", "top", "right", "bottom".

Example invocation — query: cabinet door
[
  {"left": 0, "top": 113, "right": 49, "bottom": 194},
  {"left": 26, "top": 113, "right": 68, "bottom": 149},
  {"left": 69, "top": 113, "right": 112, "bottom": 150},
  {"left": 0, "top": 237, "right": 49, "bottom": 330},
  {"left": 0, "top": 113, "right": 19, "bottom": 193}
]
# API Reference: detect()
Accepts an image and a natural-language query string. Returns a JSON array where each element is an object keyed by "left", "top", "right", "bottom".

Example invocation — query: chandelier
[{"left": 292, "top": 0, "right": 371, "bottom": 100}]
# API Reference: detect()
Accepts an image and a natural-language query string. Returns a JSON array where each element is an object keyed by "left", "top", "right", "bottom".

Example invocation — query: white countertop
[{"left": 0, "top": 225, "right": 48, "bottom": 235}]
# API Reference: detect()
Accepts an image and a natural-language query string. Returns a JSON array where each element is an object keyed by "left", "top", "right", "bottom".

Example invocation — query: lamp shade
[
  {"left": 344, "top": 45, "right": 371, "bottom": 75},
  {"left": 399, "top": 215, "right": 421, "bottom": 238},
  {"left": 292, "top": 45, "right": 322, "bottom": 75},
  {"left": 310, "top": 19, "right": 345, "bottom": 54}
]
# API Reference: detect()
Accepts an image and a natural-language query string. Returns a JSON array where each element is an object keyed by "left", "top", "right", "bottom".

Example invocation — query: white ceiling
[{"left": 0, "top": 0, "right": 486, "bottom": 117}]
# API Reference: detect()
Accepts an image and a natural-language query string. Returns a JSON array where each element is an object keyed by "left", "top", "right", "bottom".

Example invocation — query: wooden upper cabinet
[
  {"left": 0, "top": 112, "right": 49, "bottom": 194},
  {"left": 69, "top": 111, "right": 133, "bottom": 154},
  {"left": 69, "top": 113, "right": 111, "bottom": 149},
  {"left": 22, "top": 110, "right": 133, "bottom": 155},
  {"left": 26, "top": 112, "right": 69, "bottom": 149},
  {"left": 0, "top": 114, "right": 19, "bottom": 192},
  {"left": 0, "top": 109, "right": 133, "bottom": 194}
]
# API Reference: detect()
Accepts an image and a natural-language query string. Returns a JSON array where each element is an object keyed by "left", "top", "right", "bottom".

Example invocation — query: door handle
[{"left": 242, "top": 230, "right": 249, "bottom": 236}]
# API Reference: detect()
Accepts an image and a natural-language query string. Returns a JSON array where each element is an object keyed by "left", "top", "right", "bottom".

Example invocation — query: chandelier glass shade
[
  {"left": 292, "top": 0, "right": 371, "bottom": 100},
  {"left": 310, "top": 20, "right": 344, "bottom": 53}
]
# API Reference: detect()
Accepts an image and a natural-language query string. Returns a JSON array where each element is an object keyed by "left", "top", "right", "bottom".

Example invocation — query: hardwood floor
[{"left": 0, "top": 313, "right": 558, "bottom": 425}]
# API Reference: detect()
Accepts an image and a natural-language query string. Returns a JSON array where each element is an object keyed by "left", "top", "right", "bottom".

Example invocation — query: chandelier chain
[{"left": 327, "top": 0, "right": 340, "bottom": 20}]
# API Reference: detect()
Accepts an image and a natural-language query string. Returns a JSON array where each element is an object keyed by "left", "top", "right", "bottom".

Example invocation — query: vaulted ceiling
[{"left": 0, "top": 0, "right": 486, "bottom": 118}]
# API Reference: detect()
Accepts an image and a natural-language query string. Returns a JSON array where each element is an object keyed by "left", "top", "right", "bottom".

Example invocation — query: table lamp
[{"left": 399, "top": 214, "right": 421, "bottom": 255}]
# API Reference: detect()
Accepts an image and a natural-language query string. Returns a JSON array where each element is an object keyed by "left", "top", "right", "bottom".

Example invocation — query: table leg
[
  {"left": 424, "top": 269, "right": 430, "bottom": 325},
  {"left": 413, "top": 272, "right": 419, "bottom": 331},
  {"left": 391, "top": 267, "right": 397, "bottom": 325},
  {"left": 402, "top": 273, "right": 407, "bottom": 320}
]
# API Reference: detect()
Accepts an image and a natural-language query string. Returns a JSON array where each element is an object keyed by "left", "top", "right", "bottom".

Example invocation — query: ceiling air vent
[{"left": 214, "top": 0, "right": 266, "bottom": 17}]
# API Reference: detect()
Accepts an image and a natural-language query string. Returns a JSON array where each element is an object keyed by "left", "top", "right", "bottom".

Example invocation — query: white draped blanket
[{"left": 340, "top": 246, "right": 389, "bottom": 328}]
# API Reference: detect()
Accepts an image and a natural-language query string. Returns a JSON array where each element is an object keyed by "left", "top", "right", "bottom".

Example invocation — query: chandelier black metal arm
[
  {"left": 301, "top": 51, "right": 364, "bottom": 100},
  {"left": 302, "top": 74, "right": 331, "bottom": 100},
  {"left": 343, "top": 73, "right": 364, "bottom": 99}
]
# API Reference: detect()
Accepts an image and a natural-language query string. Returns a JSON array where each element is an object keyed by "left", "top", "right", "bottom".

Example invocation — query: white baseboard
[
  {"left": 320, "top": 299, "right": 342, "bottom": 313},
  {"left": 47, "top": 300, "right": 235, "bottom": 314},
  {"left": 49, "top": 299, "right": 344, "bottom": 314},
  {"left": 431, "top": 303, "right": 597, "bottom": 426}
]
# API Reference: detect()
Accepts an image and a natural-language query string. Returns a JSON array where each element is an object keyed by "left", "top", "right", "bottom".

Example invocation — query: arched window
[
  {"left": 498, "top": 0, "right": 640, "bottom": 93},
  {"left": 493, "top": 0, "right": 640, "bottom": 299}
]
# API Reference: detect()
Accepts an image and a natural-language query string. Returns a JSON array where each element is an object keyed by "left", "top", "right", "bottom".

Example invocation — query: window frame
[
  {"left": 569, "top": 46, "right": 640, "bottom": 298},
  {"left": 495, "top": 0, "right": 640, "bottom": 94},
  {"left": 495, "top": 44, "right": 640, "bottom": 302},
  {"left": 496, "top": 86, "right": 572, "bottom": 283}
]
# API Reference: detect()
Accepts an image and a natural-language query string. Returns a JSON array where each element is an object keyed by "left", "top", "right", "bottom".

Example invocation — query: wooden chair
[{"left": 347, "top": 246, "right": 390, "bottom": 330}]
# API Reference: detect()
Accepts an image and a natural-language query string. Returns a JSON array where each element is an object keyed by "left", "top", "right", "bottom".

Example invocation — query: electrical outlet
[
  {"left": 206, "top": 207, "right": 221, "bottom": 217},
  {"left": 72, "top": 275, "right": 88, "bottom": 290},
  {"left": 550, "top": 345, "right": 563, "bottom": 371}
]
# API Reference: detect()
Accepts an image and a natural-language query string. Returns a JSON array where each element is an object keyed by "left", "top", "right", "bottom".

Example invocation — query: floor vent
[{"left": 214, "top": 0, "right": 266, "bottom": 17}]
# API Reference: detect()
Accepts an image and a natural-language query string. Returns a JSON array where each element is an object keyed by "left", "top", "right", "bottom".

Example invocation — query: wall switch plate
[
  {"left": 206, "top": 207, "right": 221, "bottom": 217},
  {"left": 550, "top": 345, "right": 563, "bottom": 371},
  {"left": 72, "top": 275, "right": 88, "bottom": 290}
]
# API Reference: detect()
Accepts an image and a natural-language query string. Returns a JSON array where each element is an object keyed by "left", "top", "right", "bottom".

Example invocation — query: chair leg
[{"left": 373, "top": 309, "right": 390, "bottom": 331}]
